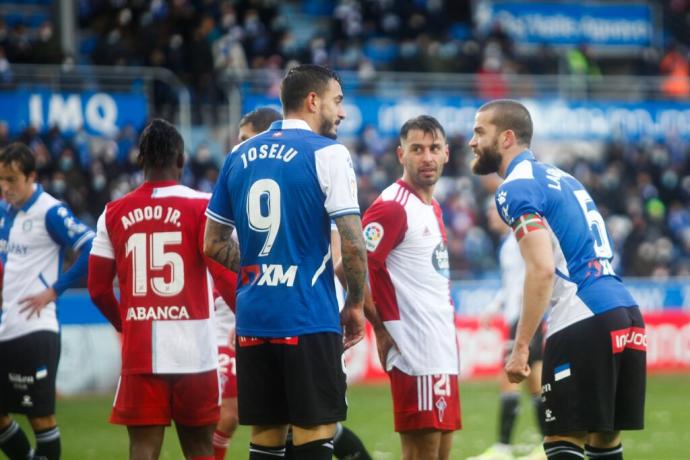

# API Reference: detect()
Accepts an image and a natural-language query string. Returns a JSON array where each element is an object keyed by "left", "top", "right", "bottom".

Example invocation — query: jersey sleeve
[
  {"left": 206, "top": 155, "right": 235, "bottom": 226},
  {"left": 495, "top": 179, "right": 547, "bottom": 227},
  {"left": 362, "top": 199, "right": 407, "bottom": 268},
  {"left": 90, "top": 210, "right": 114, "bottom": 259},
  {"left": 45, "top": 204, "right": 95, "bottom": 250},
  {"left": 315, "top": 143, "right": 360, "bottom": 217}
]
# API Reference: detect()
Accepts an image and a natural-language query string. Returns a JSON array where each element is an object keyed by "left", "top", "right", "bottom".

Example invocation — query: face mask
[
  {"left": 59, "top": 157, "right": 73, "bottom": 171},
  {"left": 93, "top": 175, "right": 106, "bottom": 191},
  {"left": 52, "top": 179, "right": 66, "bottom": 193}
]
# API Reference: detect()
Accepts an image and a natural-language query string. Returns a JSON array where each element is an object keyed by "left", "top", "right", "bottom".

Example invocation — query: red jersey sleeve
[
  {"left": 87, "top": 254, "right": 122, "bottom": 332},
  {"left": 198, "top": 214, "right": 237, "bottom": 311},
  {"left": 362, "top": 199, "right": 407, "bottom": 321}
]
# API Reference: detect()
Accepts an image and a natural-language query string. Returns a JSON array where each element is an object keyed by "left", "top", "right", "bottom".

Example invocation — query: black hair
[
  {"left": 399, "top": 115, "right": 446, "bottom": 142},
  {"left": 239, "top": 107, "right": 283, "bottom": 133},
  {"left": 0, "top": 142, "right": 36, "bottom": 175},
  {"left": 137, "top": 118, "right": 184, "bottom": 170},
  {"left": 478, "top": 99, "right": 533, "bottom": 147},
  {"left": 280, "top": 64, "right": 341, "bottom": 114}
]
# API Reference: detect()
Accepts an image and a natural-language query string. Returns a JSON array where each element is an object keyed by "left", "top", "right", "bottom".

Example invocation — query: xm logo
[{"left": 241, "top": 264, "right": 298, "bottom": 287}]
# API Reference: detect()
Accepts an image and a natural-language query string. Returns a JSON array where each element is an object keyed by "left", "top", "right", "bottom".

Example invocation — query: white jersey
[
  {"left": 363, "top": 180, "right": 459, "bottom": 376},
  {"left": 493, "top": 232, "right": 525, "bottom": 326},
  {"left": 0, "top": 185, "right": 94, "bottom": 341},
  {"left": 214, "top": 296, "right": 236, "bottom": 347}
]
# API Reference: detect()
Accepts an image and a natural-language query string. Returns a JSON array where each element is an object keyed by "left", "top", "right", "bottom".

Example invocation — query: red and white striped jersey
[
  {"left": 363, "top": 180, "right": 459, "bottom": 376},
  {"left": 90, "top": 181, "right": 217, "bottom": 375}
]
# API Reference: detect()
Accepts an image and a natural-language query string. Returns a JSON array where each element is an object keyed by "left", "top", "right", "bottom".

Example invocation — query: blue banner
[
  {"left": 475, "top": 1, "right": 655, "bottom": 47},
  {"left": 243, "top": 94, "right": 690, "bottom": 142},
  {"left": 0, "top": 89, "right": 149, "bottom": 137}
]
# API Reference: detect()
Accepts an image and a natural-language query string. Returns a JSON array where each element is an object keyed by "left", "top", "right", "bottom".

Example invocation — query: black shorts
[
  {"left": 236, "top": 332, "right": 347, "bottom": 426},
  {"left": 541, "top": 306, "right": 646, "bottom": 435},
  {"left": 505, "top": 320, "right": 545, "bottom": 365},
  {"left": 0, "top": 331, "right": 61, "bottom": 417}
]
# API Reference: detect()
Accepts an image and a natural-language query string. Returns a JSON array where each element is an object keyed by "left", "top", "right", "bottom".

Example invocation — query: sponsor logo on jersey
[
  {"left": 545, "top": 408, "right": 556, "bottom": 422},
  {"left": 125, "top": 305, "right": 190, "bottom": 321},
  {"left": 0, "top": 240, "right": 29, "bottom": 256},
  {"left": 432, "top": 242, "right": 450, "bottom": 278},
  {"left": 240, "top": 264, "right": 298, "bottom": 287},
  {"left": 611, "top": 327, "right": 647, "bottom": 353},
  {"left": 363, "top": 222, "right": 384, "bottom": 252},
  {"left": 9, "top": 373, "right": 34, "bottom": 384}
]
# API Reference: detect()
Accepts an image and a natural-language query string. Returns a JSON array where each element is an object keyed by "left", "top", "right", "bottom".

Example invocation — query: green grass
[{"left": 12, "top": 374, "right": 690, "bottom": 459}]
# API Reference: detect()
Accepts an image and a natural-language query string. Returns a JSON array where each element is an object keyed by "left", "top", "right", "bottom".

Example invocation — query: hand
[
  {"left": 19, "top": 288, "right": 57, "bottom": 320},
  {"left": 505, "top": 344, "right": 530, "bottom": 383},
  {"left": 373, "top": 327, "right": 398, "bottom": 370},
  {"left": 340, "top": 304, "right": 365, "bottom": 350}
]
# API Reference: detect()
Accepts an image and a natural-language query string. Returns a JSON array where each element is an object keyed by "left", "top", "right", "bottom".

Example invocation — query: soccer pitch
[{"left": 15, "top": 374, "right": 690, "bottom": 459}]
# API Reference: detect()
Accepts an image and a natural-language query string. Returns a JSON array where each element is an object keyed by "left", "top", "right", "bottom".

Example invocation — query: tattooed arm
[
  {"left": 334, "top": 214, "right": 367, "bottom": 349},
  {"left": 203, "top": 218, "right": 241, "bottom": 273}
]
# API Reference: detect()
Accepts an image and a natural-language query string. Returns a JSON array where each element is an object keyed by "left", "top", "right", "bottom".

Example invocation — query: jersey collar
[
  {"left": 141, "top": 180, "right": 178, "bottom": 189},
  {"left": 17, "top": 184, "right": 43, "bottom": 213},
  {"left": 270, "top": 119, "right": 312, "bottom": 131},
  {"left": 505, "top": 150, "right": 536, "bottom": 177}
]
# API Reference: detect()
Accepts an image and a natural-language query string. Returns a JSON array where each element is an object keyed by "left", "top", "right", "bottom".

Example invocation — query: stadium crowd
[{"left": 1, "top": 0, "right": 689, "bottom": 278}]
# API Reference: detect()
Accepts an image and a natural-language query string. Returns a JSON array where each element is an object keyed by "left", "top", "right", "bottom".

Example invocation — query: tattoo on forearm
[
  {"left": 335, "top": 215, "right": 367, "bottom": 304},
  {"left": 205, "top": 221, "right": 240, "bottom": 272}
]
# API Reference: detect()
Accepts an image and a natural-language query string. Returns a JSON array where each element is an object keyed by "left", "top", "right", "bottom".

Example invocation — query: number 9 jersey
[
  {"left": 206, "top": 119, "right": 360, "bottom": 337},
  {"left": 495, "top": 150, "right": 637, "bottom": 338},
  {"left": 90, "top": 181, "right": 218, "bottom": 375}
]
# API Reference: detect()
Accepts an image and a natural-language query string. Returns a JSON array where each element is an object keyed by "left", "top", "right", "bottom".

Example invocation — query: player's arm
[
  {"left": 506, "top": 216, "right": 554, "bottom": 383},
  {"left": 19, "top": 205, "right": 95, "bottom": 319},
  {"left": 335, "top": 214, "right": 367, "bottom": 350},
  {"left": 203, "top": 219, "right": 240, "bottom": 273},
  {"left": 85, "top": 209, "right": 122, "bottom": 331},
  {"left": 199, "top": 215, "right": 238, "bottom": 309}
]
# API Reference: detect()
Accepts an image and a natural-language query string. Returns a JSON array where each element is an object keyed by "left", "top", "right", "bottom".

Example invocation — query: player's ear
[
  {"left": 306, "top": 91, "right": 319, "bottom": 113},
  {"left": 396, "top": 145, "right": 404, "bottom": 164}
]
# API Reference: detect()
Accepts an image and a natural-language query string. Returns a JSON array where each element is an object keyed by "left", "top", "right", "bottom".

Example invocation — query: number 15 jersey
[
  {"left": 496, "top": 150, "right": 637, "bottom": 338},
  {"left": 206, "top": 119, "right": 360, "bottom": 337},
  {"left": 90, "top": 181, "right": 217, "bottom": 375}
]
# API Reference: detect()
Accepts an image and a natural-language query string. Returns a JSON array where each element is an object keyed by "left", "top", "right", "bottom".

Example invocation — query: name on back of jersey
[
  {"left": 239, "top": 143, "right": 299, "bottom": 168},
  {"left": 121, "top": 205, "right": 181, "bottom": 230}
]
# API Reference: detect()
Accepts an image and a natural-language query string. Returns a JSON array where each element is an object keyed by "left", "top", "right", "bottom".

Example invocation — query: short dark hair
[
  {"left": 239, "top": 107, "right": 283, "bottom": 133},
  {"left": 280, "top": 64, "right": 341, "bottom": 114},
  {"left": 478, "top": 99, "right": 533, "bottom": 147},
  {"left": 0, "top": 142, "right": 36, "bottom": 175},
  {"left": 399, "top": 115, "right": 446, "bottom": 142},
  {"left": 137, "top": 119, "right": 183, "bottom": 170}
]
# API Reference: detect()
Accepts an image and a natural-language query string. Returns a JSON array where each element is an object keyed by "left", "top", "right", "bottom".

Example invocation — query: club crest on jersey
[
  {"left": 432, "top": 242, "right": 450, "bottom": 278},
  {"left": 363, "top": 222, "right": 384, "bottom": 252},
  {"left": 22, "top": 220, "right": 32, "bottom": 232},
  {"left": 497, "top": 190, "right": 507, "bottom": 205}
]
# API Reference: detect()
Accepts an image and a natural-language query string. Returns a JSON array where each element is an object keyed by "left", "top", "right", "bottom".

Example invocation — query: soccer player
[
  {"left": 204, "top": 64, "right": 367, "bottom": 460},
  {"left": 469, "top": 201, "right": 546, "bottom": 460},
  {"left": 88, "top": 119, "right": 234, "bottom": 460},
  {"left": 362, "top": 115, "right": 461, "bottom": 460},
  {"left": 0, "top": 142, "right": 95, "bottom": 460},
  {"left": 225, "top": 106, "right": 371, "bottom": 460},
  {"left": 469, "top": 99, "right": 645, "bottom": 460}
]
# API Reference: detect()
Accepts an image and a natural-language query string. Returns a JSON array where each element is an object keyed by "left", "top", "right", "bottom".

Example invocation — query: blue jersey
[
  {"left": 206, "top": 119, "right": 360, "bottom": 337},
  {"left": 496, "top": 151, "right": 636, "bottom": 337}
]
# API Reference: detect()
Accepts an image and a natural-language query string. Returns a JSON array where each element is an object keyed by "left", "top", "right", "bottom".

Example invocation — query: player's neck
[
  {"left": 401, "top": 177, "right": 434, "bottom": 205},
  {"left": 145, "top": 169, "right": 180, "bottom": 183}
]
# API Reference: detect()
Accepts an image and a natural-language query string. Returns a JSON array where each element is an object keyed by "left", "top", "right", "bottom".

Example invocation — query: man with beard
[
  {"left": 204, "top": 65, "right": 367, "bottom": 460},
  {"left": 469, "top": 100, "right": 645, "bottom": 460},
  {"left": 362, "top": 115, "right": 461, "bottom": 460}
]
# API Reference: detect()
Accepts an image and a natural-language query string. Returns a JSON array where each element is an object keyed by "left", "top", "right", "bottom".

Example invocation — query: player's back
[
  {"left": 100, "top": 181, "right": 216, "bottom": 374},
  {"left": 213, "top": 120, "right": 351, "bottom": 337}
]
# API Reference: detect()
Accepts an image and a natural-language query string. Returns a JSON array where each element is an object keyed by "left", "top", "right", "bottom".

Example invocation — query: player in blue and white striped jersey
[
  {"left": 0, "top": 143, "right": 94, "bottom": 460},
  {"left": 470, "top": 100, "right": 645, "bottom": 460}
]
